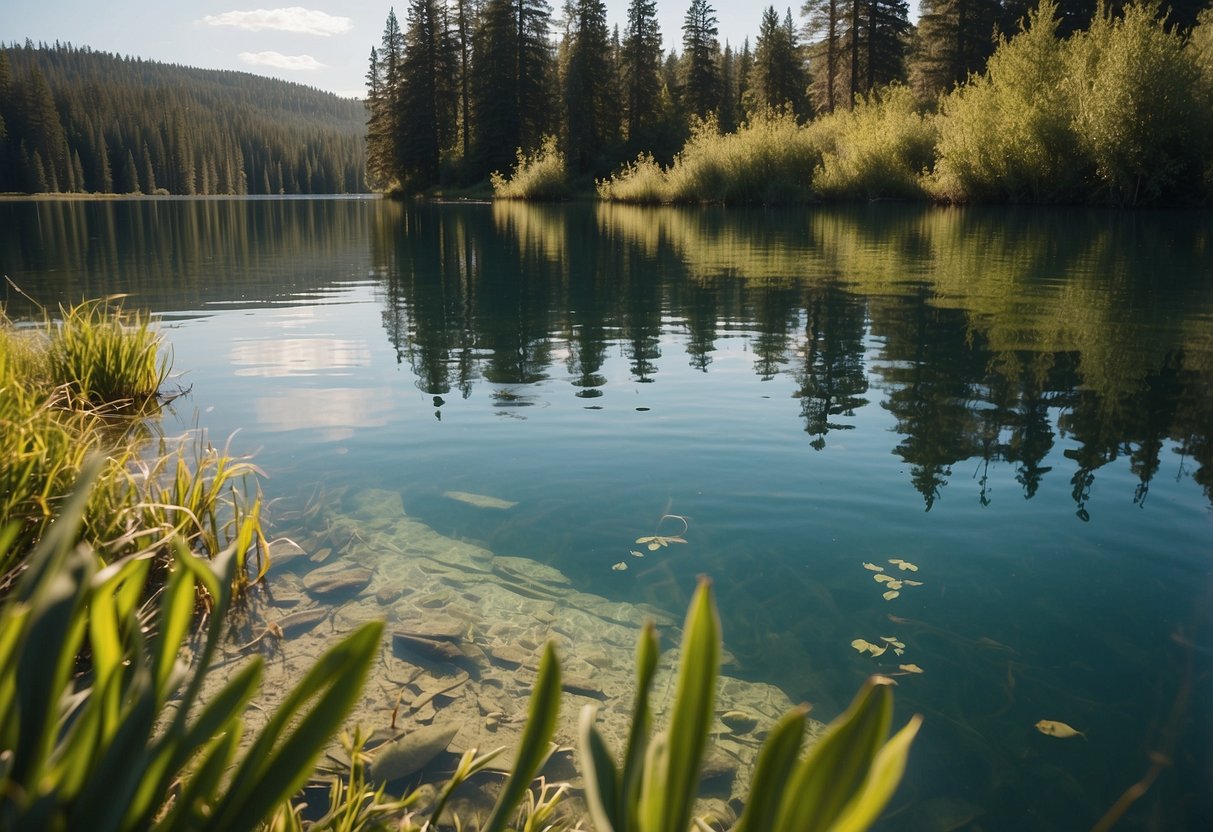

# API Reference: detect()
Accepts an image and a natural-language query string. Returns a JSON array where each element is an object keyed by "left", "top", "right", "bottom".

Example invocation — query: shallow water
[{"left": 3, "top": 197, "right": 1211, "bottom": 830}]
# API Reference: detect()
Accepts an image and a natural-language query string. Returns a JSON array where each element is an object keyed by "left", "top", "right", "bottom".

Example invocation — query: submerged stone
[
  {"left": 367, "top": 723, "right": 460, "bottom": 785},
  {"left": 303, "top": 566, "right": 373, "bottom": 598}
]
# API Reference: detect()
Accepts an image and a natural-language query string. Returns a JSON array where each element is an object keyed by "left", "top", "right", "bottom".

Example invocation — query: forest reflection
[{"left": 374, "top": 200, "right": 1213, "bottom": 512}]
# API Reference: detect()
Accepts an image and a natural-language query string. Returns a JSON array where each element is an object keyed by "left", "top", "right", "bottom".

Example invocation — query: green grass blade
[
  {"left": 733, "top": 705, "right": 809, "bottom": 832},
  {"left": 656, "top": 577, "right": 720, "bottom": 832},
  {"left": 480, "top": 640, "right": 562, "bottom": 832},
  {"left": 774, "top": 676, "right": 895, "bottom": 832},
  {"left": 830, "top": 713, "right": 922, "bottom": 832},
  {"left": 207, "top": 621, "right": 382, "bottom": 832},
  {"left": 578, "top": 705, "right": 620, "bottom": 832},
  {"left": 620, "top": 619, "right": 659, "bottom": 826},
  {"left": 636, "top": 731, "right": 668, "bottom": 832},
  {"left": 153, "top": 559, "right": 196, "bottom": 698}
]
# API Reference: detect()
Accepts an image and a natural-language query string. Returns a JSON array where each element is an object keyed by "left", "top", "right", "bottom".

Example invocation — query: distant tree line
[
  {"left": 0, "top": 42, "right": 367, "bottom": 195},
  {"left": 366, "top": 0, "right": 1211, "bottom": 192}
]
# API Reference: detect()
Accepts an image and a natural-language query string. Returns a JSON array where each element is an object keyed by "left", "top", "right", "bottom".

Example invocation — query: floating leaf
[
  {"left": 898, "top": 664, "right": 923, "bottom": 674},
  {"left": 862, "top": 563, "right": 884, "bottom": 572},
  {"left": 897, "top": 561, "right": 919, "bottom": 572},
  {"left": 902, "top": 580, "right": 923, "bottom": 587},
  {"left": 636, "top": 536, "right": 658, "bottom": 544},
  {"left": 663, "top": 536, "right": 688, "bottom": 545},
  {"left": 612, "top": 562, "right": 628, "bottom": 571},
  {"left": 894, "top": 648, "right": 905, "bottom": 656},
  {"left": 850, "top": 639, "right": 870, "bottom": 653},
  {"left": 869, "top": 644, "right": 888, "bottom": 657},
  {"left": 886, "top": 580, "right": 904, "bottom": 591},
  {"left": 630, "top": 550, "right": 645, "bottom": 558},
  {"left": 888, "top": 558, "right": 905, "bottom": 565},
  {"left": 879, "top": 637, "right": 904, "bottom": 648},
  {"left": 882, "top": 590, "right": 900, "bottom": 601},
  {"left": 874, "top": 574, "right": 895, "bottom": 584}
]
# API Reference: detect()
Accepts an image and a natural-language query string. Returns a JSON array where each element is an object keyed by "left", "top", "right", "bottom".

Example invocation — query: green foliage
[
  {"left": 599, "top": 112, "right": 821, "bottom": 204},
  {"left": 1066, "top": 1, "right": 1203, "bottom": 205},
  {"left": 1, "top": 301, "right": 265, "bottom": 597},
  {"left": 812, "top": 85, "right": 937, "bottom": 200},
  {"left": 0, "top": 464, "right": 382, "bottom": 831},
  {"left": 491, "top": 135, "right": 572, "bottom": 200},
  {"left": 578, "top": 578, "right": 920, "bottom": 831},
  {"left": 933, "top": 1, "right": 1084, "bottom": 203},
  {"left": 45, "top": 298, "right": 168, "bottom": 409}
]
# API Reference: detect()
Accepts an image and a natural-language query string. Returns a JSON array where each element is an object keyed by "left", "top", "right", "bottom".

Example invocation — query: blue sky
[{"left": 0, "top": 3, "right": 894, "bottom": 99}]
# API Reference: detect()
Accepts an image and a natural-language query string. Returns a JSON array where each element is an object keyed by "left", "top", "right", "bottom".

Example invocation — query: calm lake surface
[{"left": 3, "top": 197, "right": 1211, "bottom": 830}]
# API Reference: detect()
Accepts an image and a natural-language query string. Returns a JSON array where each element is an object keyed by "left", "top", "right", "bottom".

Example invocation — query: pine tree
[
  {"left": 472, "top": 0, "right": 555, "bottom": 178},
  {"left": 620, "top": 0, "right": 663, "bottom": 146},
  {"left": 750, "top": 6, "right": 808, "bottom": 114},
  {"left": 910, "top": 0, "right": 1004, "bottom": 101},
  {"left": 398, "top": 0, "right": 458, "bottom": 189},
  {"left": 681, "top": 0, "right": 722, "bottom": 121},
  {"left": 803, "top": 0, "right": 843, "bottom": 112},
  {"left": 563, "top": 0, "right": 614, "bottom": 172}
]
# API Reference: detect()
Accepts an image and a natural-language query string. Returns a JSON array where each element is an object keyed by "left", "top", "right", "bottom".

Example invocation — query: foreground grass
[{"left": 0, "top": 298, "right": 265, "bottom": 596}]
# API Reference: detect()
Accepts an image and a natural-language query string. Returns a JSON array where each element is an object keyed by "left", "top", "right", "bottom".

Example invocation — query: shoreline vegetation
[
  {"left": 491, "top": 2, "right": 1213, "bottom": 207},
  {"left": 0, "top": 297, "right": 266, "bottom": 596},
  {"left": 358, "top": 0, "right": 1213, "bottom": 209}
]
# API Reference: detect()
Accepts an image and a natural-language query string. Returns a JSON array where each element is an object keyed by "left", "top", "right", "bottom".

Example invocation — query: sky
[{"left": 1, "top": 2, "right": 830, "bottom": 100}]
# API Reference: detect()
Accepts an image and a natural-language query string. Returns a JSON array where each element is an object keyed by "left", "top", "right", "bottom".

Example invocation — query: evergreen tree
[
  {"left": 397, "top": 0, "right": 458, "bottom": 189},
  {"left": 909, "top": 0, "right": 1004, "bottom": 101},
  {"left": 621, "top": 0, "right": 664, "bottom": 147},
  {"left": 803, "top": 0, "right": 843, "bottom": 112},
  {"left": 681, "top": 0, "right": 722, "bottom": 121},
  {"left": 862, "top": 0, "right": 911, "bottom": 92},
  {"left": 563, "top": 0, "right": 614, "bottom": 172},
  {"left": 749, "top": 6, "right": 808, "bottom": 114},
  {"left": 718, "top": 43, "right": 739, "bottom": 130},
  {"left": 472, "top": 0, "right": 555, "bottom": 178}
]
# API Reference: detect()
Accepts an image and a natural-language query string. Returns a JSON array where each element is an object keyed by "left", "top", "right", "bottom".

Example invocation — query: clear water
[{"left": 3, "top": 197, "right": 1211, "bottom": 830}]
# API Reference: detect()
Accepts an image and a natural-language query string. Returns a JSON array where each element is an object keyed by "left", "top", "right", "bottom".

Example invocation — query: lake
[{"left": 3, "top": 196, "right": 1211, "bottom": 830}]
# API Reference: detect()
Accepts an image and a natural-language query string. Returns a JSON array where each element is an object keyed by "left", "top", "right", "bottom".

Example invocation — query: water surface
[{"left": 3, "top": 196, "right": 1211, "bottom": 830}]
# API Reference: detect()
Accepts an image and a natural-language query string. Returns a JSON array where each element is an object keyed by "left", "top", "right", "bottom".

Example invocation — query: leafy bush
[
  {"left": 491, "top": 135, "right": 572, "bottom": 201},
  {"left": 811, "top": 85, "right": 937, "bottom": 201},
  {"left": 933, "top": 1, "right": 1086, "bottom": 203},
  {"left": 599, "top": 112, "right": 820, "bottom": 204},
  {"left": 1066, "top": 1, "right": 1203, "bottom": 205}
]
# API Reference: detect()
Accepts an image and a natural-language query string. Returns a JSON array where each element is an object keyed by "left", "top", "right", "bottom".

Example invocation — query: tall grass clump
[
  {"left": 46, "top": 298, "right": 169, "bottom": 410},
  {"left": 599, "top": 112, "right": 820, "bottom": 204},
  {"left": 0, "top": 299, "right": 264, "bottom": 598},
  {"left": 811, "top": 85, "right": 937, "bottom": 201},
  {"left": 933, "top": 1, "right": 1083, "bottom": 203},
  {"left": 491, "top": 135, "right": 572, "bottom": 200}
]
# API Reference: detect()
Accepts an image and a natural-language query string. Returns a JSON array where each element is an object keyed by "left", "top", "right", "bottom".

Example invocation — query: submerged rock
[
  {"left": 443, "top": 490, "right": 518, "bottom": 510},
  {"left": 367, "top": 723, "right": 460, "bottom": 785},
  {"left": 303, "top": 566, "right": 372, "bottom": 599}
]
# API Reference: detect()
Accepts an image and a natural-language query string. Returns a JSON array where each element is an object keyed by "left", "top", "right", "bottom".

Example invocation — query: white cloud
[
  {"left": 238, "top": 51, "right": 325, "bottom": 70},
  {"left": 201, "top": 7, "right": 352, "bottom": 36}
]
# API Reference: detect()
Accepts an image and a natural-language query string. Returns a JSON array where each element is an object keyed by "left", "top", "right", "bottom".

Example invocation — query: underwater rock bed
[{"left": 198, "top": 488, "right": 826, "bottom": 819}]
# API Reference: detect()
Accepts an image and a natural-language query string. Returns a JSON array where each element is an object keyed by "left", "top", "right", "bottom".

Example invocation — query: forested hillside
[{"left": 0, "top": 43, "right": 367, "bottom": 195}]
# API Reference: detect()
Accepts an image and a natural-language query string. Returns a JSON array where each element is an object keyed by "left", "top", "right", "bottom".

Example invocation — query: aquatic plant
[
  {"left": 0, "top": 461, "right": 381, "bottom": 831},
  {"left": 578, "top": 578, "right": 921, "bottom": 831},
  {"left": 491, "top": 135, "right": 572, "bottom": 201}
]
